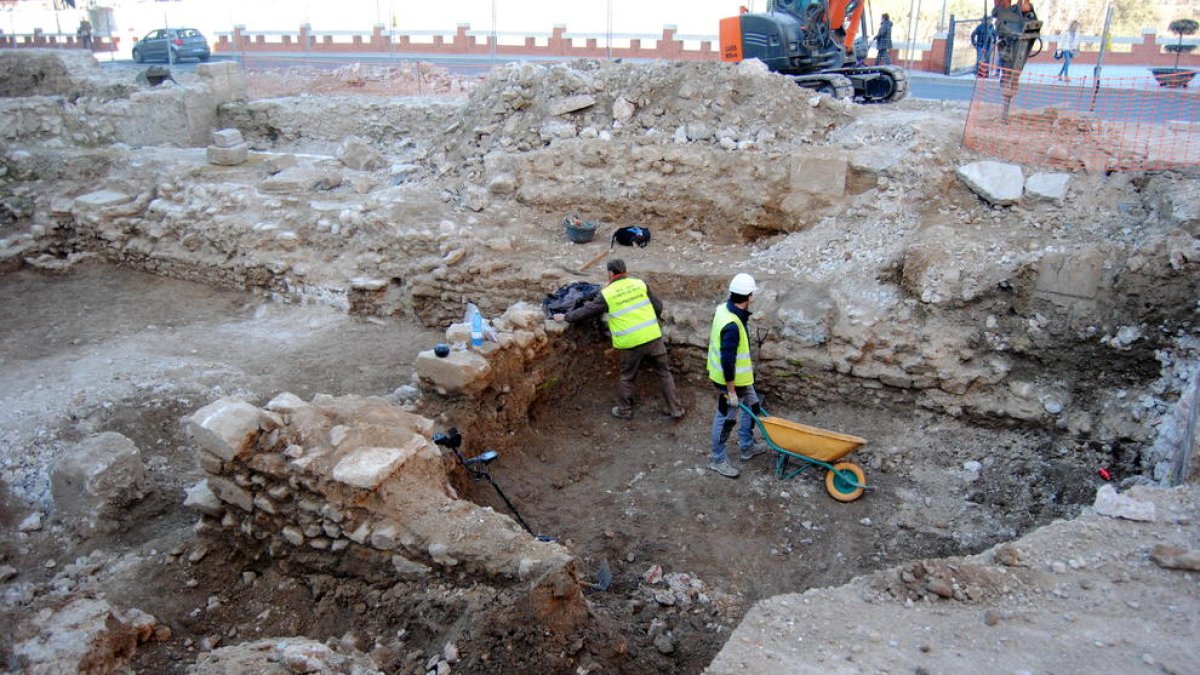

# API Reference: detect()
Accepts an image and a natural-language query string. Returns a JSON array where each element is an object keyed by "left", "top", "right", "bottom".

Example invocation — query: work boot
[
  {"left": 740, "top": 442, "right": 769, "bottom": 461},
  {"left": 708, "top": 460, "right": 740, "bottom": 478},
  {"left": 611, "top": 406, "right": 633, "bottom": 420},
  {"left": 660, "top": 407, "right": 687, "bottom": 422}
]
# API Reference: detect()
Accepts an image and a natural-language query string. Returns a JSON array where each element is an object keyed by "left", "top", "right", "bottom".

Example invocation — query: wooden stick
[{"left": 578, "top": 249, "right": 608, "bottom": 272}]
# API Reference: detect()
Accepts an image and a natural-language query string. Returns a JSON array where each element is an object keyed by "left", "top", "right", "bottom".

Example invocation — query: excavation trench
[
  {"left": 0, "top": 264, "right": 1141, "bottom": 675},
  {"left": 404, "top": 318, "right": 1119, "bottom": 672},
  {"left": 441, "top": 335, "right": 1108, "bottom": 588}
]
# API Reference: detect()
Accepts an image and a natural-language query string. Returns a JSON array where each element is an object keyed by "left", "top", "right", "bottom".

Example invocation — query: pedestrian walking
[
  {"left": 1055, "top": 21, "right": 1081, "bottom": 80},
  {"left": 553, "top": 259, "right": 685, "bottom": 422},
  {"left": 706, "top": 273, "right": 768, "bottom": 479},
  {"left": 874, "top": 14, "right": 893, "bottom": 65},
  {"left": 76, "top": 18, "right": 93, "bottom": 51}
]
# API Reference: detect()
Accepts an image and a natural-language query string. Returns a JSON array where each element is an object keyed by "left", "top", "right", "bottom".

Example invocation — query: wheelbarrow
[{"left": 741, "top": 403, "right": 870, "bottom": 502}]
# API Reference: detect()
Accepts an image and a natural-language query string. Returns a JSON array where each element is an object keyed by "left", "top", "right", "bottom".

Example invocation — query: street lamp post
[{"left": 607, "top": 0, "right": 613, "bottom": 60}]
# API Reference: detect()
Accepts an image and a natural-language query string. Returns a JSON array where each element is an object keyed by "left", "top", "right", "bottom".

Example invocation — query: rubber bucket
[{"left": 564, "top": 219, "right": 597, "bottom": 243}]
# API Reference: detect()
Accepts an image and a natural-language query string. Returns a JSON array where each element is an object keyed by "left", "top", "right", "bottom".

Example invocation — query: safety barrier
[{"left": 963, "top": 68, "right": 1200, "bottom": 172}]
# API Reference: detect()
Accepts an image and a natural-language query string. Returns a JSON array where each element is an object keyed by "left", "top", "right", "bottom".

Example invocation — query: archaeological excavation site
[{"left": 1, "top": 49, "right": 1198, "bottom": 674}]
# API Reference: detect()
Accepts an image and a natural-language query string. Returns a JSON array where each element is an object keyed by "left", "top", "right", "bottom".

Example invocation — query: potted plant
[{"left": 1151, "top": 18, "right": 1198, "bottom": 88}]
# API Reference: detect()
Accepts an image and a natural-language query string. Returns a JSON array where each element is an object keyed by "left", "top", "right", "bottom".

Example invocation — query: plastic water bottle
[{"left": 469, "top": 304, "right": 484, "bottom": 347}]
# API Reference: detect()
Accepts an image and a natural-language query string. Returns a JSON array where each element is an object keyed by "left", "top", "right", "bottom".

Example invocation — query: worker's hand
[
  {"left": 552, "top": 313, "right": 566, "bottom": 322},
  {"left": 725, "top": 392, "right": 739, "bottom": 409}
]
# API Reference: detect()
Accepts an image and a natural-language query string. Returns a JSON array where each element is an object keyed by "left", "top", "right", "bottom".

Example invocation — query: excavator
[
  {"left": 719, "top": 0, "right": 908, "bottom": 103},
  {"left": 719, "top": 1, "right": 1042, "bottom": 106}
]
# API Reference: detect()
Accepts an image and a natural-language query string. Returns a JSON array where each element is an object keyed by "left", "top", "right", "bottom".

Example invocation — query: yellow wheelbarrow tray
[{"left": 741, "top": 403, "right": 871, "bottom": 502}]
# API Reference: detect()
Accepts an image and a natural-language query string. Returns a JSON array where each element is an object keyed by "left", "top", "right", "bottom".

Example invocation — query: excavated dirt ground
[
  {"left": 1, "top": 51, "right": 1197, "bottom": 674},
  {"left": 1, "top": 263, "right": 1119, "bottom": 674}
]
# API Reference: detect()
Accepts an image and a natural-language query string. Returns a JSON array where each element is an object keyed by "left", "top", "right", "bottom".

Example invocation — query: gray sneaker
[
  {"left": 708, "top": 460, "right": 740, "bottom": 478},
  {"left": 740, "top": 442, "right": 769, "bottom": 461},
  {"left": 611, "top": 406, "right": 633, "bottom": 420}
]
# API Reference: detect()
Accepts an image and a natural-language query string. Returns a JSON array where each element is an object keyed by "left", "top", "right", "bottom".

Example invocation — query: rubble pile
[
  {"left": 435, "top": 59, "right": 850, "bottom": 169},
  {"left": 242, "top": 61, "right": 476, "bottom": 100},
  {"left": 425, "top": 59, "right": 860, "bottom": 229}
]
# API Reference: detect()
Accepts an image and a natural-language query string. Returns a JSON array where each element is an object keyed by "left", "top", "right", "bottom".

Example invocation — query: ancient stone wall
[
  {"left": 186, "top": 390, "right": 589, "bottom": 633},
  {"left": 0, "top": 56, "right": 246, "bottom": 148},
  {"left": 217, "top": 96, "right": 460, "bottom": 152}
]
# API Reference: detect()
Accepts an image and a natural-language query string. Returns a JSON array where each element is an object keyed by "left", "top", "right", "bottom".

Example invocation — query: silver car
[{"left": 132, "top": 27, "right": 210, "bottom": 63}]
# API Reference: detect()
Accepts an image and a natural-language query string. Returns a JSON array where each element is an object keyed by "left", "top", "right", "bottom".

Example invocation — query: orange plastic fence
[{"left": 963, "top": 68, "right": 1200, "bottom": 172}]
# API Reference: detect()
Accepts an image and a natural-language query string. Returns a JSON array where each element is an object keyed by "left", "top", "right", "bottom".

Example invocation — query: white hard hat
[{"left": 729, "top": 273, "right": 757, "bottom": 295}]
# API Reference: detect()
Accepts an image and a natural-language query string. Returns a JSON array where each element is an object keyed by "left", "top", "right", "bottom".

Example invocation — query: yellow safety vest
[
  {"left": 707, "top": 303, "right": 753, "bottom": 386},
  {"left": 601, "top": 277, "right": 662, "bottom": 349}
]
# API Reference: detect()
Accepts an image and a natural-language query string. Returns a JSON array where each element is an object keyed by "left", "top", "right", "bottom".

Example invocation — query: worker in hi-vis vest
[
  {"left": 553, "top": 258, "right": 685, "bottom": 421},
  {"left": 706, "top": 273, "right": 768, "bottom": 479}
]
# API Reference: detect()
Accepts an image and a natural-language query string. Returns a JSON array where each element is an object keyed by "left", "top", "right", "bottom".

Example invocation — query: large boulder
[
  {"left": 13, "top": 598, "right": 156, "bottom": 674},
  {"left": 415, "top": 348, "right": 492, "bottom": 395},
  {"left": 188, "top": 397, "right": 264, "bottom": 462},
  {"left": 50, "top": 432, "right": 148, "bottom": 530},
  {"left": 956, "top": 161, "right": 1023, "bottom": 205}
]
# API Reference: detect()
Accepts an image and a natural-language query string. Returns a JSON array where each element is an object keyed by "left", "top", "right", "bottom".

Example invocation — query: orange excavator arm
[{"left": 828, "top": 0, "right": 868, "bottom": 51}]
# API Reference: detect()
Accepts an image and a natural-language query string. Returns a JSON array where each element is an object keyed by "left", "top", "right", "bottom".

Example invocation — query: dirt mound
[
  {"left": 708, "top": 485, "right": 1200, "bottom": 674},
  {"left": 434, "top": 58, "right": 854, "bottom": 173}
]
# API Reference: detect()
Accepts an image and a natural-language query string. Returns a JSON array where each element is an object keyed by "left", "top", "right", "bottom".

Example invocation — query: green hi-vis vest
[
  {"left": 707, "top": 303, "right": 753, "bottom": 386},
  {"left": 601, "top": 277, "right": 662, "bottom": 349}
]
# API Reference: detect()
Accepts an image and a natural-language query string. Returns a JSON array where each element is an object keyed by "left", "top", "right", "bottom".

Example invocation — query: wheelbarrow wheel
[{"left": 825, "top": 462, "right": 866, "bottom": 502}]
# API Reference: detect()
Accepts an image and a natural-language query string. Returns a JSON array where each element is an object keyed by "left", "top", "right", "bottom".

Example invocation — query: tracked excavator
[{"left": 719, "top": 0, "right": 908, "bottom": 103}]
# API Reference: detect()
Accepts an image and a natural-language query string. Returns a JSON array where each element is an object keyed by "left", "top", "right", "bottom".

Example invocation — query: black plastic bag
[
  {"left": 610, "top": 226, "right": 651, "bottom": 249},
  {"left": 542, "top": 282, "right": 601, "bottom": 317}
]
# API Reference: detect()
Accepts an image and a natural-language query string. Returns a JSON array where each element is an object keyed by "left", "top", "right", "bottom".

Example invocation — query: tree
[
  {"left": 1165, "top": 18, "right": 1198, "bottom": 70},
  {"left": 1107, "top": 1, "right": 1161, "bottom": 37}
]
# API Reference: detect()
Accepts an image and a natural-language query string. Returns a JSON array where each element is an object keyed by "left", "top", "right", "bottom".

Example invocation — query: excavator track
[
  {"left": 836, "top": 64, "right": 910, "bottom": 104},
  {"left": 788, "top": 73, "right": 855, "bottom": 100}
]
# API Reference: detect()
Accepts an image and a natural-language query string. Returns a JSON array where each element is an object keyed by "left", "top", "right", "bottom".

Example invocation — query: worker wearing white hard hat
[{"left": 705, "top": 273, "right": 767, "bottom": 478}]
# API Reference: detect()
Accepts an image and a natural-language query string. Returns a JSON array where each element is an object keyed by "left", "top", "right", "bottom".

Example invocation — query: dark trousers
[{"left": 616, "top": 338, "right": 683, "bottom": 417}]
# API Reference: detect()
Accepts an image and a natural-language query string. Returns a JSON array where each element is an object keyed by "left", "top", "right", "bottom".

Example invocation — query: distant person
[
  {"left": 706, "top": 273, "right": 768, "bottom": 479},
  {"left": 76, "top": 18, "right": 93, "bottom": 51},
  {"left": 553, "top": 258, "right": 685, "bottom": 422},
  {"left": 971, "top": 19, "right": 996, "bottom": 77},
  {"left": 1056, "top": 20, "right": 1081, "bottom": 80},
  {"left": 874, "top": 13, "right": 893, "bottom": 65}
]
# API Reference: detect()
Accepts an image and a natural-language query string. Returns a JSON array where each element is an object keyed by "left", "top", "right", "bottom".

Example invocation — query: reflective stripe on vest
[
  {"left": 707, "top": 303, "right": 753, "bottom": 386},
  {"left": 601, "top": 277, "right": 662, "bottom": 349}
]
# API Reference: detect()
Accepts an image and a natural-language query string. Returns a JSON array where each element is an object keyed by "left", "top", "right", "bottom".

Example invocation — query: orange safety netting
[{"left": 963, "top": 68, "right": 1200, "bottom": 172}]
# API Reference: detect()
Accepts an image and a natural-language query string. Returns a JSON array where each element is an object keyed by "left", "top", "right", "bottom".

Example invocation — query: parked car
[{"left": 132, "top": 28, "right": 210, "bottom": 63}]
